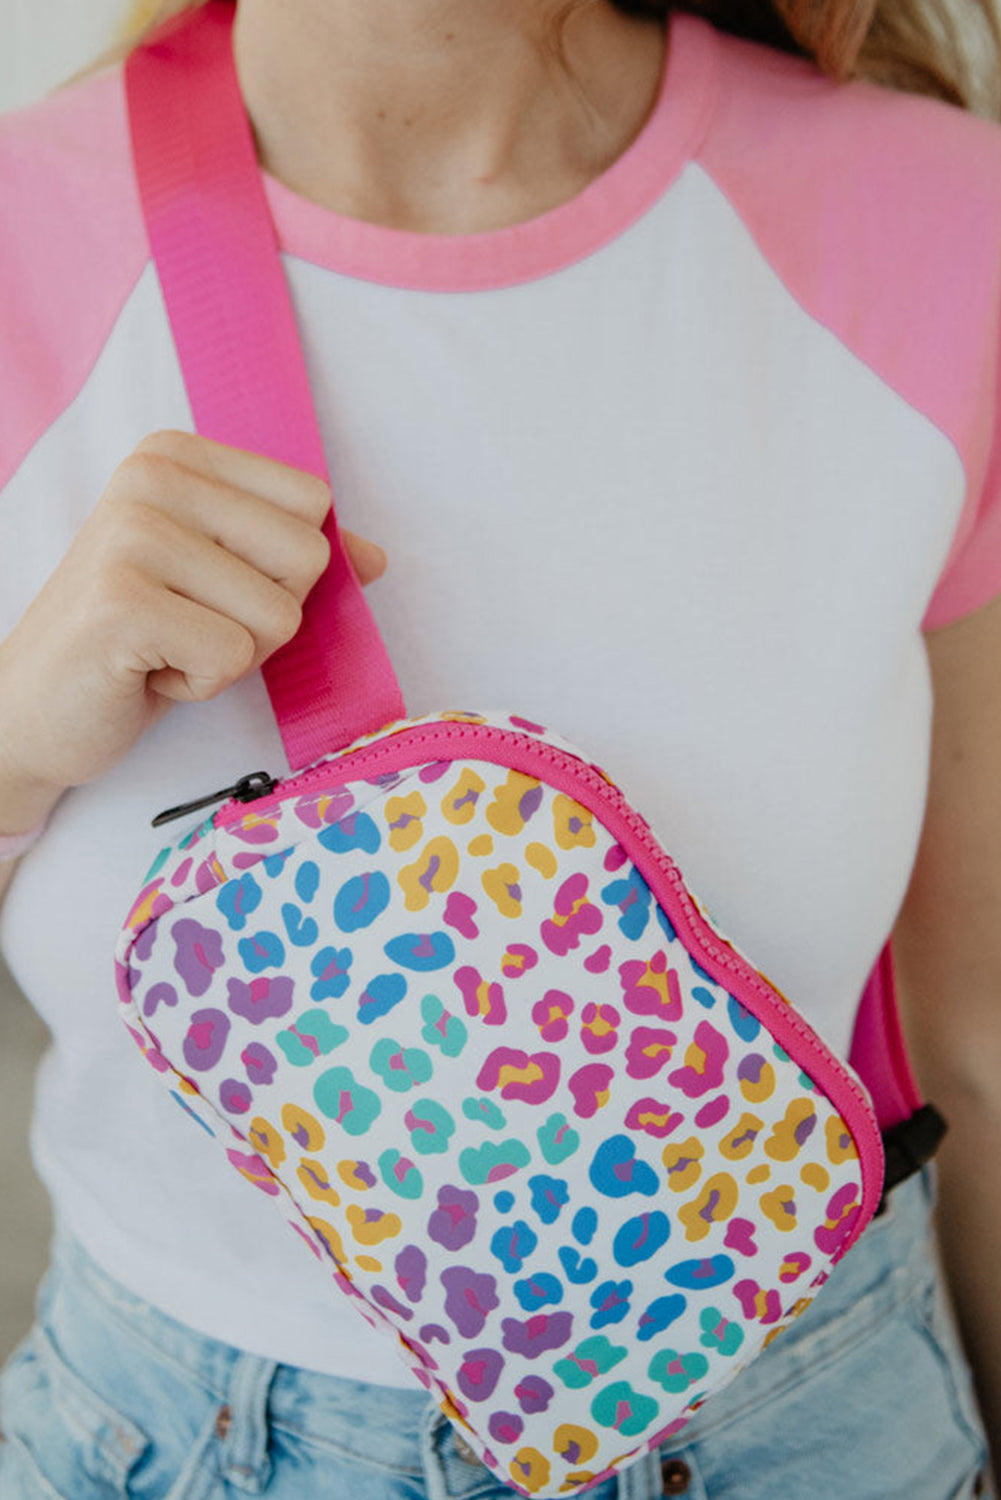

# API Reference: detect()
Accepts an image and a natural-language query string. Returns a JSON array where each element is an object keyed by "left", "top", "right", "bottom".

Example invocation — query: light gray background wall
[{"left": 0, "top": 0, "right": 132, "bottom": 1368}]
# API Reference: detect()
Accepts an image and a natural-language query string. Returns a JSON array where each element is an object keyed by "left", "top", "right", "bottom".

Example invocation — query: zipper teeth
[{"left": 214, "top": 720, "right": 880, "bottom": 1143}]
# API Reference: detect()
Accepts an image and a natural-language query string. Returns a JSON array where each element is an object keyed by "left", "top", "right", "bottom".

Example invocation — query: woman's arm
[{"left": 892, "top": 588, "right": 1001, "bottom": 1475}]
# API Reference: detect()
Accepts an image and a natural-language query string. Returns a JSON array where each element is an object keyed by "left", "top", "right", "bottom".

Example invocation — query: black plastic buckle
[{"left": 874, "top": 1102, "right": 948, "bottom": 1216}]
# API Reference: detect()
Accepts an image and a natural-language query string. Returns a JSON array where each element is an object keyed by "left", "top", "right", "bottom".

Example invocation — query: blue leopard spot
[
  {"left": 664, "top": 1256, "right": 734, "bottom": 1290},
  {"left": 528, "top": 1174, "right": 569, "bottom": 1225},
  {"left": 589, "top": 1136, "right": 659, "bottom": 1199},
  {"left": 310, "top": 946, "right": 353, "bottom": 1001},
  {"left": 692, "top": 986, "right": 719, "bottom": 1009},
  {"left": 727, "top": 996, "right": 760, "bottom": 1042},
  {"left": 599, "top": 867, "right": 651, "bottom": 941},
  {"left": 572, "top": 1207, "right": 598, "bottom": 1246},
  {"left": 655, "top": 905, "right": 676, "bottom": 943},
  {"left": 238, "top": 929, "right": 285, "bottom": 973},
  {"left": 262, "top": 849, "right": 294, "bottom": 878},
  {"left": 493, "top": 1191, "right": 515, "bottom": 1214},
  {"left": 334, "top": 871, "right": 391, "bottom": 933},
  {"left": 216, "top": 872, "right": 262, "bottom": 931},
  {"left": 318, "top": 812, "right": 382, "bottom": 855},
  {"left": 612, "top": 1211, "right": 671, "bottom": 1268},
  {"left": 384, "top": 932, "right": 455, "bottom": 972},
  {"left": 589, "top": 1278, "right": 632, "bottom": 1329},
  {"left": 281, "top": 901, "right": 319, "bottom": 947},
  {"left": 558, "top": 1246, "right": 598, "bottom": 1284},
  {"left": 295, "top": 860, "right": 320, "bottom": 903},
  {"left": 513, "top": 1273, "right": 563, "bottom": 1312},
  {"left": 357, "top": 973, "right": 407, "bottom": 1025},
  {"left": 637, "top": 1294, "right": 687, "bottom": 1342},
  {"left": 490, "top": 1219, "right": 537, "bottom": 1273}
]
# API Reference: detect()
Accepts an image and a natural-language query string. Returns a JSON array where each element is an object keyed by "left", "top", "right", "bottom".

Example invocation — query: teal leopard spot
[
  {"left": 537, "top": 1111, "right": 581, "bottom": 1165},
  {"left": 275, "top": 1009, "right": 348, "bottom": 1066},
  {"left": 313, "top": 1066, "right": 381, "bottom": 1135},
  {"left": 458, "top": 1139, "right": 532, "bottom": 1186}
]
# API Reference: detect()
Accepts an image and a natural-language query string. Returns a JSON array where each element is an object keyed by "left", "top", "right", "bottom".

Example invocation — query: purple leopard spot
[
  {"left": 419, "top": 1323, "right": 451, "bottom": 1346},
  {"left": 241, "top": 1042, "right": 277, "bottom": 1085},
  {"left": 457, "top": 1347, "right": 505, "bottom": 1404},
  {"left": 514, "top": 1376, "right": 554, "bottom": 1415},
  {"left": 219, "top": 1078, "right": 252, "bottom": 1114},
  {"left": 501, "top": 1312, "right": 573, "bottom": 1360},
  {"left": 227, "top": 974, "right": 295, "bottom": 1025},
  {"left": 441, "top": 1267, "right": 499, "bottom": 1339},
  {"left": 428, "top": 1185, "right": 479, "bottom": 1251},
  {"left": 182, "top": 1007, "right": 230, "bottom": 1072},
  {"left": 371, "top": 1285, "right": 414, "bottom": 1322},
  {"left": 172, "top": 919, "right": 225, "bottom": 998},
  {"left": 133, "top": 923, "right": 159, "bottom": 962},
  {"left": 395, "top": 1245, "right": 427, "bottom": 1304},
  {"left": 143, "top": 982, "right": 178, "bottom": 1018},
  {"left": 488, "top": 1411, "right": 524, "bottom": 1445}
]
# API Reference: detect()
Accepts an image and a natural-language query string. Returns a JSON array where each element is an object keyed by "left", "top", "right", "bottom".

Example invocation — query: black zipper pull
[{"left": 151, "top": 771, "right": 279, "bottom": 829}]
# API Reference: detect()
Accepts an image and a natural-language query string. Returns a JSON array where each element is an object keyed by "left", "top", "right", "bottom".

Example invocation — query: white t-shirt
[{"left": 2, "top": 9, "right": 1000, "bottom": 1383}]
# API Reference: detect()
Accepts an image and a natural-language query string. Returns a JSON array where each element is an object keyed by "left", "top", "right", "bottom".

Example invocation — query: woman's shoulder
[{"left": 0, "top": 63, "right": 149, "bottom": 498}]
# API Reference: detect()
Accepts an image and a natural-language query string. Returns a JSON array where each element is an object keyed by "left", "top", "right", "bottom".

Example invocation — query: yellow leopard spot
[
  {"left": 177, "top": 1077, "right": 199, "bottom": 1096},
  {"left": 662, "top": 1135, "right": 704, "bottom": 1192},
  {"left": 764, "top": 1098, "right": 818, "bottom": 1162},
  {"left": 306, "top": 1215, "right": 348, "bottom": 1267},
  {"left": 399, "top": 836, "right": 460, "bottom": 912},
  {"left": 739, "top": 1058, "right": 776, "bottom": 1104},
  {"left": 346, "top": 1202, "right": 402, "bottom": 1246},
  {"left": 483, "top": 862, "right": 523, "bottom": 918},
  {"left": 297, "top": 1158, "right": 341, "bottom": 1207},
  {"left": 248, "top": 1116, "right": 285, "bottom": 1169},
  {"left": 337, "top": 1160, "right": 374, "bottom": 1192},
  {"left": 467, "top": 834, "right": 493, "bottom": 856},
  {"left": 679, "top": 1172, "right": 739, "bottom": 1241},
  {"left": 486, "top": 771, "right": 543, "bottom": 837},
  {"left": 553, "top": 1424, "right": 599, "bottom": 1464},
  {"left": 720, "top": 1112, "right": 764, "bottom": 1161},
  {"left": 525, "top": 843, "right": 558, "bottom": 878},
  {"left": 441, "top": 769, "right": 486, "bottom": 826},
  {"left": 761, "top": 1185, "right": 798, "bottom": 1232},
  {"left": 825, "top": 1114, "right": 858, "bottom": 1164},
  {"left": 800, "top": 1163, "right": 830, "bottom": 1191},
  {"left": 552, "top": 794, "right": 596, "bottom": 851},
  {"left": 511, "top": 1448, "right": 552, "bottom": 1495},
  {"left": 280, "top": 1103, "right": 326, "bottom": 1153},
  {"left": 746, "top": 1164, "right": 771, "bottom": 1185},
  {"left": 385, "top": 790, "right": 426, "bottom": 852},
  {"left": 355, "top": 1254, "right": 382, "bottom": 1273}
]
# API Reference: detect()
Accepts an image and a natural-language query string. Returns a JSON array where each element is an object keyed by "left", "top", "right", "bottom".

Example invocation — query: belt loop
[
  {"left": 616, "top": 1448, "right": 664, "bottom": 1500},
  {"left": 220, "top": 1352, "right": 278, "bottom": 1494}
]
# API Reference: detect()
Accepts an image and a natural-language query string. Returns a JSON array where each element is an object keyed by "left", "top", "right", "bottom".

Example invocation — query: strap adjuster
[{"left": 874, "top": 1102, "right": 948, "bottom": 1214}]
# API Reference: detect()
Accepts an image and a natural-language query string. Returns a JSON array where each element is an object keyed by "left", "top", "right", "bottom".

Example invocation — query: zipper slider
[{"left": 151, "top": 771, "right": 279, "bottom": 829}]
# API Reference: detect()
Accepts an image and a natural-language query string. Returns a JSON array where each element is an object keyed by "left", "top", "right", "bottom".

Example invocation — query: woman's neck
[{"left": 232, "top": 0, "right": 666, "bottom": 234}]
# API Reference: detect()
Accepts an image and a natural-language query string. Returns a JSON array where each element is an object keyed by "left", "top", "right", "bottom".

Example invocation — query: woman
[{"left": 0, "top": 1, "right": 1000, "bottom": 1495}]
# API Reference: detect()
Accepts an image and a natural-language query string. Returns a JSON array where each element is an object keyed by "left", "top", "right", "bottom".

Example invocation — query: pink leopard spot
[
  {"left": 668, "top": 1021, "right": 729, "bottom": 1098},
  {"left": 445, "top": 891, "right": 479, "bottom": 940},
  {"left": 568, "top": 1062, "right": 614, "bottom": 1119},
  {"left": 477, "top": 1048, "right": 561, "bottom": 1105},
  {"left": 226, "top": 1148, "right": 281, "bottom": 1196},
  {"left": 584, "top": 945, "right": 612, "bottom": 974},
  {"left": 455, "top": 965, "right": 506, "bottom": 1026},
  {"left": 724, "top": 1218, "right": 759, "bottom": 1257},
  {"left": 619, "top": 952, "right": 683, "bottom": 1021}
]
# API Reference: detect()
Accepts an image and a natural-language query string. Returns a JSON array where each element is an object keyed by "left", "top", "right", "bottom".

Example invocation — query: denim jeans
[{"left": 0, "top": 1167, "right": 990, "bottom": 1499}]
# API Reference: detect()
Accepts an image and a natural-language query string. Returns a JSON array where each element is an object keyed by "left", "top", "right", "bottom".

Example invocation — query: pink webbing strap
[
  {"left": 850, "top": 942, "right": 925, "bottom": 1132},
  {"left": 124, "top": 0, "right": 406, "bottom": 772}
]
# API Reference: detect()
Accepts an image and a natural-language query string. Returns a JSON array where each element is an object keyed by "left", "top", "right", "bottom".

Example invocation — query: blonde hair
[{"left": 68, "top": 0, "right": 1000, "bottom": 118}]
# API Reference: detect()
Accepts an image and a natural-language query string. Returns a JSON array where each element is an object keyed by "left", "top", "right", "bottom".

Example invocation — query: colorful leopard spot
[
  {"left": 695, "top": 1095, "right": 730, "bottom": 1130},
  {"left": 442, "top": 890, "right": 479, "bottom": 941},
  {"left": 428, "top": 1185, "right": 479, "bottom": 1251},
  {"left": 648, "top": 1349, "right": 709, "bottom": 1394},
  {"left": 182, "top": 1007, "right": 229, "bottom": 1072},
  {"left": 248, "top": 1116, "right": 285, "bottom": 1168},
  {"left": 357, "top": 973, "right": 407, "bottom": 1025},
  {"left": 531, "top": 990, "right": 574, "bottom": 1043},
  {"left": 467, "top": 834, "right": 493, "bottom": 856},
  {"left": 378, "top": 1148, "right": 424, "bottom": 1200},
  {"left": 336, "top": 1158, "right": 376, "bottom": 1191},
  {"left": 306, "top": 1215, "right": 348, "bottom": 1266},
  {"left": 501, "top": 1311, "right": 573, "bottom": 1359},
  {"left": 477, "top": 1047, "right": 560, "bottom": 1105},
  {"left": 738, "top": 1053, "right": 776, "bottom": 1104},
  {"left": 668, "top": 1021, "right": 729, "bottom": 1098},
  {"left": 226, "top": 1148, "right": 280, "bottom": 1196},
  {"left": 142, "top": 982, "right": 178, "bottom": 1019},
  {"left": 636, "top": 1294, "right": 687, "bottom": 1342},
  {"left": 720, "top": 1113, "right": 764, "bottom": 1160},
  {"left": 399, "top": 838, "right": 460, "bottom": 913},
  {"left": 514, "top": 1272, "right": 564, "bottom": 1312},
  {"left": 557, "top": 1247, "right": 598, "bottom": 1284},
  {"left": 297, "top": 1158, "right": 341, "bottom": 1206},
  {"left": 219, "top": 1077, "right": 252, "bottom": 1114},
  {"left": 442, "top": 1266, "right": 500, "bottom": 1337},
  {"left": 727, "top": 995, "right": 761, "bottom": 1042},
  {"left": 482, "top": 863, "right": 524, "bottom": 919},
  {"left": 600, "top": 867, "right": 653, "bottom": 941},
  {"left": 489, "top": 1412, "right": 523, "bottom": 1445},
  {"left": 572, "top": 1207, "right": 598, "bottom": 1245},
  {"left": 172, "top": 918, "right": 225, "bottom": 997},
  {"left": 491, "top": 1219, "right": 538, "bottom": 1273},
  {"left": 293, "top": 786, "right": 354, "bottom": 832},
  {"left": 280, "top": 900, "right": 319, "bottom": 948},
  {"left": 825, "top": 1115, "right": 858, "bottom": 1165},
  {"left": 590, "top": 1380, "right": 659, "bottom": 1437},
  {"left": 580, "top": 1002, "right": 620, "bottom": 1056},
  {"left": 454, "top": 965, "right": 507, "bottom": 1026},
  {"left": 216, "top": 871, "right": 262, "bottom": 931},
  {"left": 371, "top": 1284, "right": 413, "bottom": 1322},
  {"left": 457, "top": 1347, "right": 505, "bottom": 1403},
  {"left": 760, "top": 1185, "right": 798, "bottom": 1232},
  {"left": 313, "top": 1066, "right": 382, "bottom": 1135},
  {"left": 510, "top": 1448, "right": 551, "bottom": 1496},
  {"left": 462, "top": 1096, "right": 506, "bottom": 1131},
  {"left": 814, "top": 1182, "right": 862, "bottom": 1256},
  {"left": 612, "top": 1211, "right": 671, "bottom": 1267},
  {"left": 679, "top": 1172, "right": 739, "bottom": 1241},
  {"left": 276, "top": 1009, "right": 348, "bottom": 1066},
  {"left": 405, "top": 1100, "right": 456, "bottom": 1156},
  {"left": 698, "top": 1306, "right": 745, "bottom": 1356},
  {"left": 584, "top": 945, "right": 612, "bottom": 974},
  {"left": 800, "top": 1163, "right": 830, "bottom": 1192},
  {"left": 334, "top": 870, "right": 392, "bottom": 931},
  {"left": 486, "top": 771, "right": 544, "bottom": 836},
  {"left": 590, "top": 1135, "right": 659, "bottom": 1198},
  {"left": 553, "top": 1424, "right": 600, "bottom": 1466},
  {"left": 552, "top": 794, "right": 596, "bottom": 851},
  {"left": 589, "top": 1278, "right": 632, "bottom": 1328},
  {"left": 723, "top": 1218, "right": 758, "bottom": 1257},
  {"left": 459, "top": 1139, "right": 532, "bottom": 1186},
  {"left": 567, "top": 1063, "right": 614, "bottom": 1119},
  {"left": 541, "top": 873, "right": 603, "bottom": 956},
  {"left": 241, "top": 1041, "right": 277, "bottom": 1086},
  {"left": 528, "top": 1174, "right": 570, "bottom": 1224},
  {"left": 395, "top": 1244, "right": 427, "bottom": 1303},
  {"left": 524, "top": 843, "right": 558, "bottom": 879},
  {"left": 441, "top": 769, "right": 486, "bottom": 826},
  {"left": 624, "top": 1099, "right": 685, "bottom": 1139},
  {"left": 317, "top": 811, "right": 381, "bottom": 855},
  {"left": 383, "top": 931, "right": 456, "bottom": 972},
  {"left": 345, "top": 1202, "right": 402, "bottom": 1246},
  {"left": 237, "top": 929, "right": 286, "bottom": 974},
  {"left": 746, "top": 1164, "right": 771, "bottom": 1185},
  {"left": 618, "top": 952, "right": 682, "bottom": 1022},
  {"left": 514, "top": 1378, "right": 554, "bottom": 1417},
  {"left": 280, "top": 1103, "right": 325, "bottom": 1152},
  {"left": 554, "top": 1335, "right": 628, "bottom": 1389},
  {"left": 310, "top": 945, "right": 354, "bottom": 1001},
  {"left": 733, "top": 1279, "right": 783, "bottom": 1324},
  {"left": 369, "top": 1037, "right": 433, "bottom": 1093},
  {"left": 501, "top": 943, "right": 538, "bottom": 978},
  {"left": 625, "top": 1026, "right": 678, "bottom": 1080},
  {"left": 420, "top": 993, "right": 468, "bottom": 1056},
  {"left": 764, "top": 1099, "right": 818, "bottom": 1162},
  {"left": 227, "top": 974, "right": 295, "bottom": 1025},
  {"left": 537, "top": 1112, "right": 581, "bottom": 1165},
  {"left": 661, "top": 1136, "right": 704, "bottom": 1192},
  {"left": 664, "top": 1255, "right": 735, "bottom": 1290},
  {"left": 385, "top": 790, "right": 426, "bottom": 851}
]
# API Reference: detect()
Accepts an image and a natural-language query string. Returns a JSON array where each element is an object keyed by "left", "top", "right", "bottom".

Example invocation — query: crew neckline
[{"left": 260, "top": 10, "right": 719, "bottom": 292}]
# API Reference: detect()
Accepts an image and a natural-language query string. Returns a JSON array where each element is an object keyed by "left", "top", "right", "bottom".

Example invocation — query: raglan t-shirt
[{"left": 1, "top": 7, "right": 1001, "bottom": 1385}]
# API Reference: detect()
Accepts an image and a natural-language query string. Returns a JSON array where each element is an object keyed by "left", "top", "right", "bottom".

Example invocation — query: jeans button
[
  {"left": 660, "top": 1457, "right": 692, "bottom": 1495},
  {"left": 454, "top": 1432, "right": 481, "bottom": 1465}
]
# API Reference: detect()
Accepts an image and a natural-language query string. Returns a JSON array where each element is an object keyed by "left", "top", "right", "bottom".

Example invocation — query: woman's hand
[{"left": 0, "top": 428, "right": 385, "bottom": 803}]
